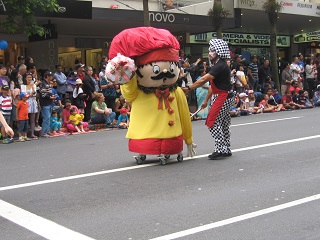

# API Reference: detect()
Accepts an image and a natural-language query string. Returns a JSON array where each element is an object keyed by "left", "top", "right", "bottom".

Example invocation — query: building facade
[{"left": 0, "top": 0, "right": 320, "bottom": 72}]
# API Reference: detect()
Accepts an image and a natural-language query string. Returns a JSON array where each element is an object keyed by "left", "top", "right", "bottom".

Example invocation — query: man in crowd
[
  {"left": 258, "top": 59, "right": 272, "bottom": 92},
  {"left": 53, "top": 64, "right": 67, "bottom": 103},
  {"left": 15, "top": 56, "right": 25, "bottom": 70},
  {"left": 39, "top": 71, "right": 56, "bottom": 138},
  {"left": 247, "top": 55, "right": 259, "bottom": 92}
]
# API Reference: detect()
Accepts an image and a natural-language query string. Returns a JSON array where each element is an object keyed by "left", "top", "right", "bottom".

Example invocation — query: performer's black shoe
[{"left": 208, "top": 152, "right": 232, "bottom": 160}]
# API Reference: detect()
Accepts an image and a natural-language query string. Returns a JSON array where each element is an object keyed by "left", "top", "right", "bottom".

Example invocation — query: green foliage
[
  {"left": 0, "top": 0, "right": 59, "bottom": 36},
  {"left": 262, "top": 0, "right": 283, "bottom": 24},
  {"left": 208, "top": 2, "right": 229, "bottom": 31}
]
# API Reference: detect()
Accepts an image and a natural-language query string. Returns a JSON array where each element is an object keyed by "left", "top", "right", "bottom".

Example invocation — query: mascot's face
[{"left": 136, "top": 61, "right": 180, "bottom": 88}]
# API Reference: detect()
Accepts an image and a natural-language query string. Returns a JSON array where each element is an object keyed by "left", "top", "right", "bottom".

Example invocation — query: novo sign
[
  {"left": 191, "top": 32, "right": 290, "bottom": 47},
  {"left": 149, "top": 12, "right": 175, "bottom": 23}
]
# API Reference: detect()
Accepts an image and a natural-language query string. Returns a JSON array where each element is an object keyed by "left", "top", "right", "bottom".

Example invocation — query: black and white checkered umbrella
[{"left": 209, "top": 39, "right": 231, "bottom": 59}]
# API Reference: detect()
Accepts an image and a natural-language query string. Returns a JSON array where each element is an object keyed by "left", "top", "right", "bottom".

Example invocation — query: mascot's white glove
[
  {"left": 105, "top": 53, "right": 136, "bottom": 84},
  {"left": 187, "top": 143, "right": 197, "bottom": 157}
]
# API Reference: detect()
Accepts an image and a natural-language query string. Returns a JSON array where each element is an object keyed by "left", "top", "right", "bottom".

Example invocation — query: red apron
[{"left": 205, "top": 80, "right": 228, "bottom": 128}]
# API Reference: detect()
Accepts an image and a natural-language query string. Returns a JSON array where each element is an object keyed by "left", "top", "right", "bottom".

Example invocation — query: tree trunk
[
  {"left": 214, "top": 0, "right": 222, "bottom": 38},
  {"left": 143, "top": 0, "right": 150, "bottom": 27},
  {"left": 270, "top": 22, "right": 279, "bottom": 91}
]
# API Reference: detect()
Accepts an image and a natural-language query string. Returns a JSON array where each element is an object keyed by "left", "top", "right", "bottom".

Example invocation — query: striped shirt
[
  {"left": 248, "top": 62, "right": 258, "bottom": 80},
  {"left": 0, "top": 95, "right": 12, "bottom": 115}
]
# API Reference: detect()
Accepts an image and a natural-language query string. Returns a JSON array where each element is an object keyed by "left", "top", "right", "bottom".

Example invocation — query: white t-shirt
[
  {"left": 290, "top": 63, "right": 301, "bottom": 81},
  {"left": 236, "top": 71, "right": 245, "bottom": 87},
  {"left": 240, "top": 97, "right": 249, "bottom": 110},
  {"left": 73, "top": 87, "right": 84, "bottom": 99}
]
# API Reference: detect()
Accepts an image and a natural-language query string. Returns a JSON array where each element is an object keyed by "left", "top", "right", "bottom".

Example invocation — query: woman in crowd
[
  {"left": 281, "top": 62, "right": 293, "bottom": 95},
  {"left": 195, "top": 68, "right": 209, "bottom": 119},
  {"left": 25, "top": 73, "right": 38, "bottom": 139},
  {"left": 90, "top": 92, "right": 116, "bottom": 125}
]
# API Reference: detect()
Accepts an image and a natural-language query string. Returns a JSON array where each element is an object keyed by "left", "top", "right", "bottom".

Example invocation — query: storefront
[
  {"left": 293, "top": 30, "right": 320, "bottom": 58},
  {"left": 189, "top": 31, "right": 291, "bottom": 63}
]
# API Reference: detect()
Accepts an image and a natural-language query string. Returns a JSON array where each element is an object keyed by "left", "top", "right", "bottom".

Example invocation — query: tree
[
  {"left": 143, "top": 0, "right": 150, "bottom": 27},
  {"left": 208, "top": 0, "right": 229, "bottom": 39},
  {"left": 263, "top": 0, "right": 283, "bottom": 91},
  {"left": 0, "top": 0, "right": 59, "bottom": 36}
]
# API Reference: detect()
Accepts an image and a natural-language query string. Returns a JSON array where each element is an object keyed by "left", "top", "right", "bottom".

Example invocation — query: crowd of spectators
[
  {"left": 1, "top": 51, "right": 320, "bottom": 144},
  {"left": 0, "top": 55, "right": 131, "bottom": 143},
  {"left": 177, "top": 51, "right": 320, "bottom": 119}
]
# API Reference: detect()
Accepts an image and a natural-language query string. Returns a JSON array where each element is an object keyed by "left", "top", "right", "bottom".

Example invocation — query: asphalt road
[{"left": 1, "top": 108, "right": 320, "bottom": 240}]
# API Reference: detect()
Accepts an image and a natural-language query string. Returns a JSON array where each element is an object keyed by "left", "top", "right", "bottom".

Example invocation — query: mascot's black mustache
[{"left": 151, "top": 71, "right": 176, "bottom": 80}]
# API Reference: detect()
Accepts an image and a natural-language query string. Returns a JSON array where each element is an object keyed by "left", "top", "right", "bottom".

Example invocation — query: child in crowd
[
  {"left": 117, "top": 108, "right": 129, "bottom": 129},
  {"left": 238, "top": 92, "right": 251, "bottom": 115},
  {"left": 50, "top": 111, "right": 61, "bottom": 135},
  {"left": 0, "top": 85, "right": 14, "bottom": 143},
  {"left": 266, "top": 88, "right": 283, "bottom": 112},
  {"left": 259, "top": 94, "right": 277, "bottom": 113},
  {"left": 248, "top": 90, "right": 263, "bottom": 114},
  {"left": 66, "top": 71, "right": 77, "bottom": 101},
  {"left": 11, "top": 88, "right": 20, "bottom": 130},
  {"left": 73, "top": 79, "right": 86, "bottom": 114},
  {"left": 282, "top": 90, "right": 299, "bottom": 110},
  {"left": 230, "top": 94, "right": 240, "bottom": 117},
  {"left": 16, "top": 92, "right": 31, "bottom": 142},
  {"left": 235, "top": 64, "right": 248, "bottom": 93},
  {"left": 69, "top": 107, "right": 85, "bottom": 132}
]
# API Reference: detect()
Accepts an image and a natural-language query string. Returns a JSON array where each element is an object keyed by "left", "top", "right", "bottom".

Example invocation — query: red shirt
[
  {"left": 17, "top": 101, "right": 29, "bottom": 120},
  {"left": 289, "top": 86, "right": 300, "bottom": 94},
  {"left": 282, "top": 95, "right": 292, "bottom": 104}
]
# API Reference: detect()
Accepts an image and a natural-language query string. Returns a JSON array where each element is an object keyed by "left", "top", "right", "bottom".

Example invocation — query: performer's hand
[
  {"left": 201, "top": 101, "right": 207, "bottom": 109},
  {"left": 182, "top": 87, "right": 190, "bottom": 94},
  {"left": 187, "top": 143, "right": 197, "bottom": 157},
  {"left": 105, "top": 53, "right": 137, "bottom": 84}
]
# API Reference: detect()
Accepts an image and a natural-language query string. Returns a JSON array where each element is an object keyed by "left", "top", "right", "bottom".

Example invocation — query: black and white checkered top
[{"left": 209, "top": 39, "right": 231, "bottom": 60}]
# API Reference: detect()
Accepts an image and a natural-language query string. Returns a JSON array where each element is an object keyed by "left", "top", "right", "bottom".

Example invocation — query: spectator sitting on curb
[
  {"left": 266, "top": 88, "right": 284, "bottom": 112},
  {"left": 282, "top": 90, "right": 299, "bottom": 110},
  {"left": 313, "top": 85, "right": 320, "bottom": 107},
  {"left": 62, "top": 99, "right": 88, "bottom": 133},
  {"left": 298, "top": 90, "right": 313, "bottom": 108},
  {"left": 248, "top": 90, "right": 263, "bottom": 114},
  {"left": 90, "top": 92, "right": 116, "bottom": 125},
  {"left": 117, "top": 108, "right": 129, "bottom": 129},
  {"left": 258, "top": 94, "right": 277, "bottom": 113}
]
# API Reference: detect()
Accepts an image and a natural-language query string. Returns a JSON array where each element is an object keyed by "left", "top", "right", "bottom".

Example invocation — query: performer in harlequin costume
[
  {"left": 106, "top": 27, "right": 196, "bottom": 164},
  {"left": 185, "top": 39, "right": 234, "bottom": 160}
]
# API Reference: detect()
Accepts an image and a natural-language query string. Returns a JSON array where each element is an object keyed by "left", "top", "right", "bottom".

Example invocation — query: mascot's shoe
[{"left": 208, "top": 152, "right": 232, "bottom": 160}]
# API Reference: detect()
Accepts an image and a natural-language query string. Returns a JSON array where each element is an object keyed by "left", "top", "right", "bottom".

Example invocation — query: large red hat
[{"left": 108, "top": 27, "right": 180, "bottom": 66}]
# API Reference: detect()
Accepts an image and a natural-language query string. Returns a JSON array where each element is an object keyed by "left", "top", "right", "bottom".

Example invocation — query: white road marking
[
  {"left": 149, "top": 194, "right": 320, "bottom": 240},
  {"left": 231, "top": 116, "right": 301, "bottom": 127},
  {"left": 1, "top": 134, "right": 319, "bottom": 192},
  {"left": 0, "top": 199, "right": 95, "bottom": 240},
  {"left": 0, "top": 116, "right": 312, "bottom": 240}
]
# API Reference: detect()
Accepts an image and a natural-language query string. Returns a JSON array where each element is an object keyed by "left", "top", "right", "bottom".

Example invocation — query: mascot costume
[{"left": 106, "top": 27, "right": 196, "bottom": 165}]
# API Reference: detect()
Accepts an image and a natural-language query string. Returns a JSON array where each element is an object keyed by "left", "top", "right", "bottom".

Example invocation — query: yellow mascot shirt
[{"left": 120, "top": 76, "right": 193, "bottom": 145}]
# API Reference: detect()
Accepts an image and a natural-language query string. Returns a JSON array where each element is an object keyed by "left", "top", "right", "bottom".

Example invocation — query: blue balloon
[{"left": 0, "top": 40, "right": 8, "bottom": 50}]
